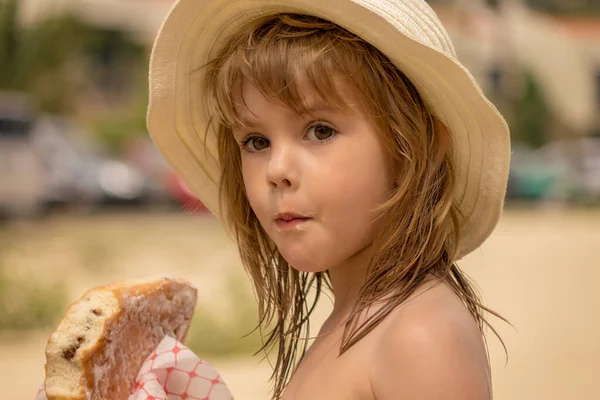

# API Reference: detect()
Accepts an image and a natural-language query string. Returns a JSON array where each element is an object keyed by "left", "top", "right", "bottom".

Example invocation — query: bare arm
[{"left": 369, "top": 309, "right": 492, "bottom": 400}]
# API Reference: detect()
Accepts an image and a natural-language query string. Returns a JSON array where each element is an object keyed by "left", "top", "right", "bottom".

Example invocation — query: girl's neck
[{"left": 327, "top": 242, "right": 375, "bottom": 317}]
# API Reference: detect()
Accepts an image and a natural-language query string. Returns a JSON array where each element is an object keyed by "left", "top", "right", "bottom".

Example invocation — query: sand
[{"left": 0, "top": 208, "right": 598, "bottom": 399}]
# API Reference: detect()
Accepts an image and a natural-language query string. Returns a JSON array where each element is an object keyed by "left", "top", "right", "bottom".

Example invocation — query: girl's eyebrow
[
  {"left": 300, "top": 102, "right": 342, "bottom": 116},
  {"left": 236, "top": 111, "right": 261, "bottom": 129},
  {"left": 238, "top": 119, "right": 259, "bottom": 129},
  {"left": 233, "top": 100, "right": 345, "bottom": 131},
  {"left": 236, "top": 102, "right": 336, "bottom": 127}
]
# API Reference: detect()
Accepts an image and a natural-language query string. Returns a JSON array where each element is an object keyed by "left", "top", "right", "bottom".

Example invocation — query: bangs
[{"left": 205, "top": 14, "right": 372, "bottom": 129}]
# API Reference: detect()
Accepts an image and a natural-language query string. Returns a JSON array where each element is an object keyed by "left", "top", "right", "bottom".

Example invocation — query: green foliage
[
  {"left": 510, "top": 72, "right": 549, "bottom": 149},
  {"left": 186, "top": 310, "right": 262, "bottom": 358},
  {"left": 0, "top": 262, "right": 68, "bottom": 330},
  {"left": 0, "top": 0, "right": 85, "bottom": 111},
  {"left": 427, "top": 0, "right": 600, "bottom": 14},
  {"left": 88, "top": 116, "right": 146, "bottom": 154},
  {"left": 87, "top": 80, "right": 150, "bottom": 153},
  {"left": 526, "top": 0, "right": 600, "bottom": 15},
  {"left": 0, "top": 0, "right": 148, "bottom": 117},
  {"left": 0, "top": 0, "right": 19, "bottom": 87},
  {"left": 185, "top": 276, "right": 263, "bottom": 358}
]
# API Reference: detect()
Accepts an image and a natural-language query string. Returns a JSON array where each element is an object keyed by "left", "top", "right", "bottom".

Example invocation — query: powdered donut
[{"left": 44, "top": 277, "right": 198, "bottom": 400}]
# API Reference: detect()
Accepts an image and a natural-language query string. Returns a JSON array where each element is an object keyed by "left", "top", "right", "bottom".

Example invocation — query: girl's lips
[{"left": 275, "top": 217, "right": 312, "bottom": 230}]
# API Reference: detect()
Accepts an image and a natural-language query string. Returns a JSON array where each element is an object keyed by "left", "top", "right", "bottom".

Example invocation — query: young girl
[{"left": 148, "top": 1, "right": 511, "bottom": 399}]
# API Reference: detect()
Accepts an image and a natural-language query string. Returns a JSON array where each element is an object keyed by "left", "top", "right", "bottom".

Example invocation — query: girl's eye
[
  {"left": 241, "top": 136, "right": 270, "bottom": 152},
  {"left": 307, "top": 123, "right": 336, "bottom": 142}
]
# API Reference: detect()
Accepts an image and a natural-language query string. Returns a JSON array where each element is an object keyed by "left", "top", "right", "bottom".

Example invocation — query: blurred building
[
  {"left": 436, "top": 0, "right": 599, "bottom": 138},
  {"left": 18, "top": 0, "right": 599, "bottom": 136},
  {"left": 6, "top": 0, "right": 600, "bottom": 206},
  {"left": 18, "top": 0, "right": 174, "bottom": 43},
  {"left": 551, "top": 15, "right": 600, "bottom": 134}
]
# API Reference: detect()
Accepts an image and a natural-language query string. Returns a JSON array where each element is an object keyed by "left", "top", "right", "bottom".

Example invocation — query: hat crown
[{"left": 370, "top": 0, "right": 456, "bottom": 56}]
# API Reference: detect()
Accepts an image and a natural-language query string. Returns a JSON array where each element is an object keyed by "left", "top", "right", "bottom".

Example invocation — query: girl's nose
[{"left": 266, "top": 145, "right": 299, "bottom": 189}]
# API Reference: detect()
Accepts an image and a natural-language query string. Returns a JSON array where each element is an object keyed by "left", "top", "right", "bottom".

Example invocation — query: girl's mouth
[
  {"left": 274, "top": 212, "right": 313, "bottom": 231},
  {"left": 275, "top": 217, "right": 311, "bottom": 230}
]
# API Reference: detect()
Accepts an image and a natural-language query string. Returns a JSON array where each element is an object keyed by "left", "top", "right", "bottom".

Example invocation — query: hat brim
[{"left": 147, "top": 0, "right": 511, "bottom": 259}]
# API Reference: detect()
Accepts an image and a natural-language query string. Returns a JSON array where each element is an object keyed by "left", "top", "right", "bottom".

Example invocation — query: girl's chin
[{"left": 279, "top": 250, "right": 329, "bottom": 273}]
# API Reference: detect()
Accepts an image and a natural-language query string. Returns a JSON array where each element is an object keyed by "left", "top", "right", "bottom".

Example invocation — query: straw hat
[{"left": 147, "top": 0, "right": 511, "bottom": 259}]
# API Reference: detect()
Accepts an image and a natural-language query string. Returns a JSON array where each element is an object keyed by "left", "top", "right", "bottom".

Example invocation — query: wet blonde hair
[{"left": 202, "top": 13, "right": 504, "bottom": 399}]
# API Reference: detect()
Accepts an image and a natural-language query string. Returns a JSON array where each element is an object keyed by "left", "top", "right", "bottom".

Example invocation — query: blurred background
[{"left": 0, "top": 0, "right": 598, "bottom": 399}]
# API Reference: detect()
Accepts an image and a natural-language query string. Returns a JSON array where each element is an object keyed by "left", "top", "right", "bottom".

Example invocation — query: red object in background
[{"left": 166, "top": 171, "right": 208, "bottom": 212}]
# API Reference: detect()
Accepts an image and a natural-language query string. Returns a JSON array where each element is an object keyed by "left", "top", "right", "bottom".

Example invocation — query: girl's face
[{"left": 233, "top": 79, "right": 395, "bottom": 273}]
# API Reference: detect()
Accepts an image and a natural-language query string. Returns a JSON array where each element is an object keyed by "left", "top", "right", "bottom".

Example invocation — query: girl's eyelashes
[
  {"left": 239, "top": 121, "right": 338, "bottom": 153},
  {"left": 306, "top": 122, "right": 337, "bottom": 143},
  {"left": 240, "top": 135, "right": 270, "bottom": 152}
]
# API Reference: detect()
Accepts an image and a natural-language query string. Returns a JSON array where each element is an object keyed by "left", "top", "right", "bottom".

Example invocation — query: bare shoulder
[{"left": 369, "top": 280, "right": 492, "bottom": 400}]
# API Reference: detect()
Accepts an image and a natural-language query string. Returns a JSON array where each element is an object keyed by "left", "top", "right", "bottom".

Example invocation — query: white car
[{"left": 0, "top": 92, "right": 45, "bottom": 219}]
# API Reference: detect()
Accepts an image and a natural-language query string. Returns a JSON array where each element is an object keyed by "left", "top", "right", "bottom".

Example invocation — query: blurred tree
[
  {"left": 0, "top": 0, "right": 149, "bottom": 151},
  {"left": 426, "top": 0, "right": 600, "bottom": 15},
  {"left": 0, "top": 0, "right": 87, "bottom": 112},
  {"left": 0, "top": 0, "right": 20, "bottom": 89},
  {"left": 526, "top": 0, "right": 600, "bottom": 15},
  {"left": 510, "top": 72, "right": 549, "bottom": 148}
]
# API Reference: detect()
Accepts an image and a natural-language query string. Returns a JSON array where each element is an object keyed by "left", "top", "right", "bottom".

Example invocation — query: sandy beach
[{"left": 1, "top": 208, "right": 598, "bottom": 399}]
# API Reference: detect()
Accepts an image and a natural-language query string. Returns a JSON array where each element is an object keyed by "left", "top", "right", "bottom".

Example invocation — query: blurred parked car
[
  {"left": 0, "top": 91, "right": 46, "bottom": 219},
  {"left": 120, "top": 136, "right": 211, "bottom": 212},
  {"left": 507, "top": 138, "right": 600, "bottom": 204},
  {"left": 166, "top": 171, "right": 208, "bottom": 212},
  {"left": 506, "top": 144, "right": 567, "bottom": 201},
  {"left": 535, "top": 137, "right": 600, "bottom": 202},
  {"left": 1, "top": 92, "right": 208, "bottom": 217},
  {"left": 31, "top": 117, "right": 158, "bottom": 210},
  {"left": 120, "top": 136, "right": 183, "bottom": 208}
]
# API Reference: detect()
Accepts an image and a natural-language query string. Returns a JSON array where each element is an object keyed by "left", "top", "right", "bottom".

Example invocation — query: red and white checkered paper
[{"left": 36, "top": 335, "right": 233, "bottom": 400}]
